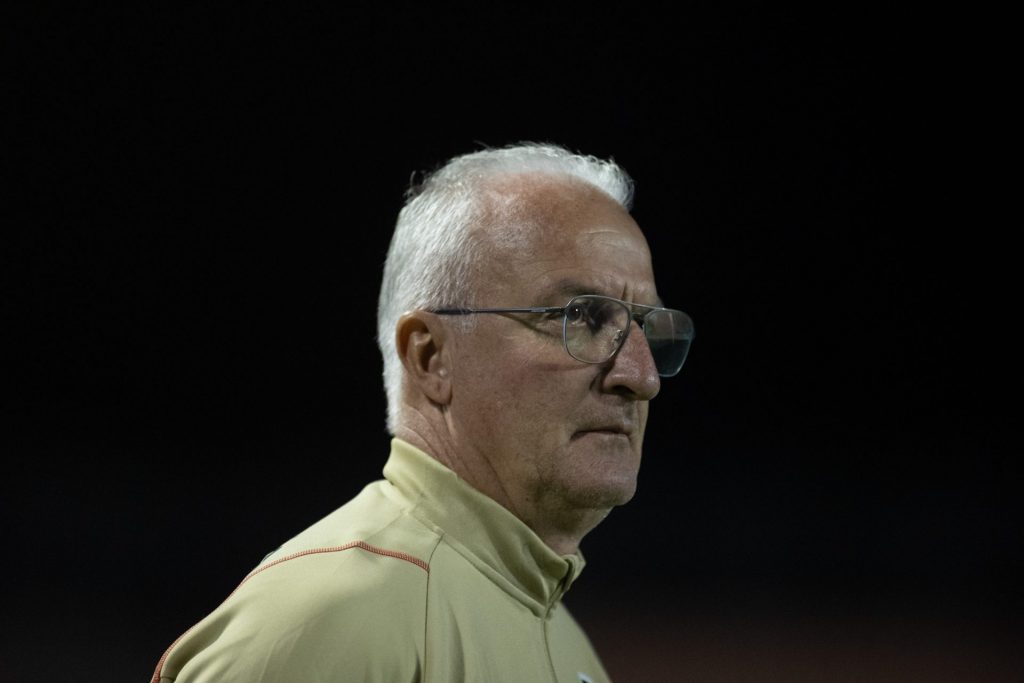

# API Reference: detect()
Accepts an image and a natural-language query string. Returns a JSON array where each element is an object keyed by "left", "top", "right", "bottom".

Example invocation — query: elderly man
[{"left": 152, "top": 143, "right": 694, "bottom": 682}]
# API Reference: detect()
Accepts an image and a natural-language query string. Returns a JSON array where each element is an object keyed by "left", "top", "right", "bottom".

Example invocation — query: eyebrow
[
  {"left": 546, "top": 279, "right": 665, "bottom": 308},
  {"left": 549, "top": 279, "right": 594, "bottom": 301}
]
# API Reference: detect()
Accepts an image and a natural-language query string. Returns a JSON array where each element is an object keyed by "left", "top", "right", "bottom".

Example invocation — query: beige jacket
[{"left": 152, "top": 438, "right": 611, "bottom": 683}]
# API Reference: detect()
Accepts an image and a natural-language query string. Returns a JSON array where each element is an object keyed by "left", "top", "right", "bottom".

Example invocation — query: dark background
[{"left": 5, "top": 3, "right": 1018, "bottom": 681}]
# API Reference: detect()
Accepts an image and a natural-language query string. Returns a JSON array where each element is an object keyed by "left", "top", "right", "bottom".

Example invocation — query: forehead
[{"left": 475, "top": 175, "right": 658, "bottom": 304}]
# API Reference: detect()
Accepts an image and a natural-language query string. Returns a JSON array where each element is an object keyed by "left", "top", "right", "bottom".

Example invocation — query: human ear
[{"left": 395, "top": 311, "right": 452, "bottom": 406}]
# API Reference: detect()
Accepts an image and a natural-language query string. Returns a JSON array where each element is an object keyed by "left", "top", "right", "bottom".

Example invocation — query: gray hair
[{"left": 376, "top": 142, "right": 635, "bottom": 434}]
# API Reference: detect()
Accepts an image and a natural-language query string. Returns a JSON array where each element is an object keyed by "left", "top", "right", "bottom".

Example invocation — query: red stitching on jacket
[
  {"left": 150, "top": 540, "right": 429, "bottom": 682},
  {"left": 248, "top": 541, "right": 430, "bottom": 578}
]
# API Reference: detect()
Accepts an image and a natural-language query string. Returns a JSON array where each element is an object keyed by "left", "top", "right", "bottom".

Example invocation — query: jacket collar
[{"left": 383, "top": 438, "right": 585, "bottom": 617}]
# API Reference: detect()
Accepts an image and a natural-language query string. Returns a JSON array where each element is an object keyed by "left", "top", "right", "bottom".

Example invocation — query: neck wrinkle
[{"left": 384, "top": 438, "right": 587, "bottom": 617}]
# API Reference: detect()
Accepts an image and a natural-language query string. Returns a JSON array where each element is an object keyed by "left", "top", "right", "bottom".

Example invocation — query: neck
[
  {"left": 521, "top": 508, "right": 610, "bottom": 556},
  {"left": 395, "top": 418, "right": 608, "bottom": 557}
]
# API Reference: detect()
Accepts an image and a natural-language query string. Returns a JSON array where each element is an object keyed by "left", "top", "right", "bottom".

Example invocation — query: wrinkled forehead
[
  {"left": 470, "top": 174, "right": 658, "bottom": 304},
  {"left": 469, "top": 174, "right": 641, "bottom": 253},
  {"left": 475, "top": 174, "right": 621, "bottom": 239}
]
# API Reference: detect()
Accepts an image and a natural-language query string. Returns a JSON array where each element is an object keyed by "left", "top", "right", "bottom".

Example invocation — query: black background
[{"left": 5, "top": 3, "right": 1019, "bottom": 681}]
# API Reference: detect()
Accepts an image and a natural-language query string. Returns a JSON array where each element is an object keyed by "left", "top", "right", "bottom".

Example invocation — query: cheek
[
  {"left": 455, "top": 330, "right": 589, "bottom": 439},
  {"left": 496, "top": 373, "right": 557, "bottom": 422},
  {"left": 488, "top": 368, "right": 581, "bottom": 444}
]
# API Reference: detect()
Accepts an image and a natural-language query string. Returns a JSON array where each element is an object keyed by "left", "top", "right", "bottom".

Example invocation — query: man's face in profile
[{"left": 444, "top": 177, "right": 662, "bottom": 530}]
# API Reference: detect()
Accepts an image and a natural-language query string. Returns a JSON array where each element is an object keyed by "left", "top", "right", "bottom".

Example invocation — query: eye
[
  {"left": 566, "top": 299, "right": 609, "bottom": 332},
  {"left": 564, "top": 302, "right": 585, "bottom": 323}
]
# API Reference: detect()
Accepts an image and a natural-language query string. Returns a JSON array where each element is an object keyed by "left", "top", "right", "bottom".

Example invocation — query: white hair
[{"left": 376, "top": 142, "right": 635, "bottom": 434}]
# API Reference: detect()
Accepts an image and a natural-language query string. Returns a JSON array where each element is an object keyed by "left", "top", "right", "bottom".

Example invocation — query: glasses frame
[{"left": 431, "top": 294, "right": 693, "bottom": 377}]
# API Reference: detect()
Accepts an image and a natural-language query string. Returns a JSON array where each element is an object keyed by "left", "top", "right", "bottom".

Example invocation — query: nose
[{"left": 601, "top": 320, "right": 661, "bottom": 400}]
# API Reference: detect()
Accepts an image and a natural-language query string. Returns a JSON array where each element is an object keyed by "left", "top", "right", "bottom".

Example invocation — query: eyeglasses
[{"left": 432, "top": 294, "right": 694, "bottom": 377}]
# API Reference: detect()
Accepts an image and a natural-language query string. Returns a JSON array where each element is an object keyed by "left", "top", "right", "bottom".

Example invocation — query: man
[{"left": 152, "top": 143, "right": 694, "bottom": 682}]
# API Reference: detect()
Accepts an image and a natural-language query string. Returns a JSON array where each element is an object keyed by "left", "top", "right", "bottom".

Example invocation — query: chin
[
  {"left": 565, "top": 470, "right": 639, "bottom": 510},
  {"left": 568, "top": 437, "right": 641, "bottom": 496}
]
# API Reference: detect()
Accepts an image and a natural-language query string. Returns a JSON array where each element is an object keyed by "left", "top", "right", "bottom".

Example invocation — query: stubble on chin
[{"left": 553, "top": 436, "right": 642, "bottom": 509}]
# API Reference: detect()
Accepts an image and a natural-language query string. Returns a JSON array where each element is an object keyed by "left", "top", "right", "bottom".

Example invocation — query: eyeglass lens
[{"left": 563, "top": 296, "right": 692, "bottom": 376}]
